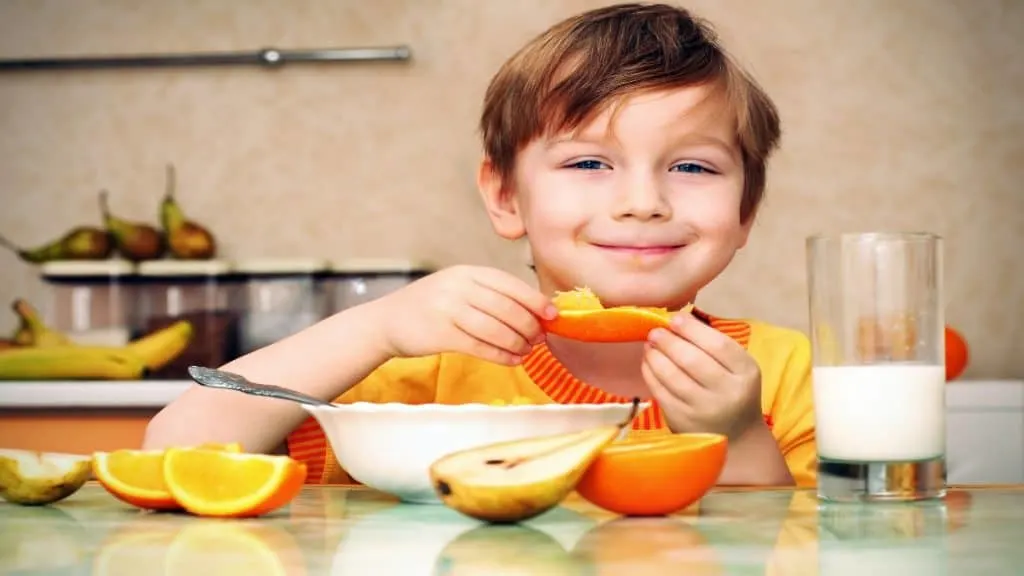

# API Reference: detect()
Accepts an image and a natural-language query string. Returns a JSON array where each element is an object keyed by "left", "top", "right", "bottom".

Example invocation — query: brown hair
[{"left": 480, "top": 3, "right": 781, "bottom": 221}]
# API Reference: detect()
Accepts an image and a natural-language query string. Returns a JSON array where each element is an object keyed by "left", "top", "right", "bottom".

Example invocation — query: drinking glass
[{"left": 807, "top": 232, "right": 946, "bottom": 502}]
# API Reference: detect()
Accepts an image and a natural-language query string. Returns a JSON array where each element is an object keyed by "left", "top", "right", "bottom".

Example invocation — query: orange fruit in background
[
  {"left": 543, "top": 287, "right": 691, "bottom": 343},
  {"left": 945, "top": 325, "right": 969, "bottom": 381},
  {"left": 575, "top": 433, "right": 727, "bottom": 517},
  {"left": 162, "top": 448, "right": 307, "bottom": 518},
  {"left": 93, "top": 442, "right": 242, "bottom": 511}
]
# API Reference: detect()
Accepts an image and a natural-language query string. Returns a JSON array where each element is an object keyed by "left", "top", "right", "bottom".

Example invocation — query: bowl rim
[{"left": 301, "top": 400, "right": 651, "bottom": 414}]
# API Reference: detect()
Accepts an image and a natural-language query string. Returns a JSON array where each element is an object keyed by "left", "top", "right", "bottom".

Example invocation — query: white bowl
[{"left": 302, "top": 401, "right": 646, "bottom": 504}]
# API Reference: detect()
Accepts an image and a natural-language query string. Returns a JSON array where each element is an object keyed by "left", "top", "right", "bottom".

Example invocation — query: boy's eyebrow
[
  {"left": 669, "top": 134, "right": 740, "bottom": 159},
  {"left": 543, "top": 132, "right": 740, "bottom": 160}
]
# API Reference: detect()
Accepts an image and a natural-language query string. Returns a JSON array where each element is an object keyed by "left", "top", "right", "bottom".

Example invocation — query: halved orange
[
  {"left": 162, "top": 448, "right": 307, "bottom": 518},
  {"left": 543, "top": 287, "right": 690, "bottom": 342},
  {"left": 575, "top": 433, "right": 727, "bottom": 516},
  {"left": 93, "top": 442, "right": 242, "bottom": 511}
]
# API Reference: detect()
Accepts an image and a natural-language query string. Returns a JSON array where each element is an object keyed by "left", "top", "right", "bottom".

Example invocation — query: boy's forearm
[
  {"left": 143, "top": 301, "right": 393, "bottom": 453},
  {"left": 716, "top": 420, "right": 795, "bottom": 486}
]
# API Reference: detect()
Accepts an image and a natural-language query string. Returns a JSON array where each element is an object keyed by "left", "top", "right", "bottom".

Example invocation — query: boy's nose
[{"left": 611, "top": 179, "right": 673, "bottom": 221}]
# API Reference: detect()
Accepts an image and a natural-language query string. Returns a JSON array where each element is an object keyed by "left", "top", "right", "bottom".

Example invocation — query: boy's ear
[{"left": 477, "top": 157, "right": 527, "bottom": 240}]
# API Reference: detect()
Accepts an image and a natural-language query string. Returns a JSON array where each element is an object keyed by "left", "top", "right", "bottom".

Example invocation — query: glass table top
[{"left": 1, "top": 483, "right": 1021, "bottom": 574}]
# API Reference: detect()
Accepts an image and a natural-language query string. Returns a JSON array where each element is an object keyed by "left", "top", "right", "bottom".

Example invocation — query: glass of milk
[{"left": 807, "top": 232, "right": 946, "bottom": 502}]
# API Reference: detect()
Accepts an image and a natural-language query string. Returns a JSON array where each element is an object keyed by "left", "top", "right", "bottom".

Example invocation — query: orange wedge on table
[
  {"left": 543, "top": 287, "right": 691, "bottom": 342},
  {"left": 93, "top": 442, "right": 242, "bottom": 511},
  {"left": 576, "top": 433, "right": 728, "bottom": 516},
  {"left": 163, "top": 448, "right": 307, "bottom": 518}
]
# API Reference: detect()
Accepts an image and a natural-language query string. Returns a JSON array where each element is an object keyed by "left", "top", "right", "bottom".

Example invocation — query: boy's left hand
[{"left": 641, "top": 312, "right": 763, "bottom": 439}]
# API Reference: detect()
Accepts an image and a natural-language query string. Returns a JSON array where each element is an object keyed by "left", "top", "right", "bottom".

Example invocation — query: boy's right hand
[{"left": 370, "top": 265, "right": 557, "bottom": 365}]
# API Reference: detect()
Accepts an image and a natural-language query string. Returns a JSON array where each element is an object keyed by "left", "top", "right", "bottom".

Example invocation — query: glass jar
[
  {"left": 234, "top": 258, "right": 330, "bottom": 354},
  {"left": 38, "top": 260, "right": 136, "bottom": 346},
  {"left": 135, "top": 260, "right": 241, "bottom": 379},
  {"left": 327, "top": 259, "right": 433, "bottom": 312}
]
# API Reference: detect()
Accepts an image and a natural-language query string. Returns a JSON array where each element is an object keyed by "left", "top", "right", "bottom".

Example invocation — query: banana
[
  {"left": 125, "top": 320, "right": 193, "bottom": 371},
  {"left": 10, "top": 299, "right": 71, "bottom": 347},
  {"left": 0, "top": 346, "right": 147, "bottom": 380}
]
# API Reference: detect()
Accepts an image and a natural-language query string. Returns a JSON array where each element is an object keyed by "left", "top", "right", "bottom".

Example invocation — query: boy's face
[{"left": 480, "top": 84, "right": 752, "bottom": 309}]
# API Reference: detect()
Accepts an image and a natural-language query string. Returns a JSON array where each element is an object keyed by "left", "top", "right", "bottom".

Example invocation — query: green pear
[
  {"left": 0, "top": 227, "right": 112, "bottom": 263},
  {"left": 99, "top": 189, "right": 165, "bottom": 261},
  {"left": 0, "top": 449, "right": 93, "bottom": 506},
  {"left": 159, "top": 163, "right": 216, "bottom": 260}
]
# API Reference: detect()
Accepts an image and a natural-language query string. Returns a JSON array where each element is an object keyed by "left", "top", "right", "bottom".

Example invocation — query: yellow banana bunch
[
  {"left": 0, "top": 346, "right": 147, "bottom": 380},
  {"left": 125, "top": 320, "right": 192, "bottom": 371},
  {"left": 0, "top": 297, "right": 195, "bottom": 380}
]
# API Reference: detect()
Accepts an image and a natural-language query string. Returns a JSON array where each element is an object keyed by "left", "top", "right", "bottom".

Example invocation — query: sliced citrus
[
  {"left": 544, "top": 287, "right": 691, "bottom": 342},
  {"left": 575, "top": 433, "right": 727, "bottom": 516},
  {"left": 93, "top": 442, "right": 242, "bottom": 510},
  {"left": 162, "top": 448, "right": 307, "bottom": 518}
]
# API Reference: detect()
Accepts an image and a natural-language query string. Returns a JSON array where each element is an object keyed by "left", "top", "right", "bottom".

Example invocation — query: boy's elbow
[{"left": 141, "top": 405, "right": 178, "bottom": 450}]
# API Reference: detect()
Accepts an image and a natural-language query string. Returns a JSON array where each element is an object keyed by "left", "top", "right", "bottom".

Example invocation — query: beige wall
[{"left": 0, "top": 0, "right": 1021, "bottom": 378}]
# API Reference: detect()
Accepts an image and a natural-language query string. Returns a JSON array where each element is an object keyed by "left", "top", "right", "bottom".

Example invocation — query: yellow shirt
[{"left": 287, "top": 309, "right": 817, "bottom": 487}]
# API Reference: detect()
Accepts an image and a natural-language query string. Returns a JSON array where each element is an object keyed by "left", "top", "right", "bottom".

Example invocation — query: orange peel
[{"left": 543, "top": 287, "right": 693, "bottom": 342}]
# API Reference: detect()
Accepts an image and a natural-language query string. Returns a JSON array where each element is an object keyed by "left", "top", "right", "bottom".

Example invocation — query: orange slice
[
  {"left": 93, "top": 442, "right": 242, "bottom": 511},
  {"left": 162, "top": 449, "right": 307, "bottom": 518},
  {"left": 575, "top": 433, "right": 727, "bottom": 516},
  {"left": 543, "top": 287, "right": 691, "bottom": 342}
]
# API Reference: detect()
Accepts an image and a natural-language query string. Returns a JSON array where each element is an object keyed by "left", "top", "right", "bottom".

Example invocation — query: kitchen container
[
  {"left": 135, "top": 260, "right": 241, "bottom": 379},
  {"left": 38, "top": 260, "right": 137, "bottom": 347},
  {"left": 328, "top": 259, "right": 433, "bottom": 312},
  {"left": 234, "top": 258, "right": 330, "bottom": 354}
]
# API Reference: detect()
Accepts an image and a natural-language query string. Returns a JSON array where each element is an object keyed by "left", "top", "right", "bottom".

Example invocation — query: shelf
[{"left": 0, "top": 380, "right": 192, "bottom": 409}]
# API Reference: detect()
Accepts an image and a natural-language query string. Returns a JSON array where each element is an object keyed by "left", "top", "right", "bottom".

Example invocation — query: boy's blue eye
[
  {"left": 670, "top": 163, "right": 712, "bottom": 174},
  {"left": 569, "top": 159, "right": 608, "bottom": 170}
]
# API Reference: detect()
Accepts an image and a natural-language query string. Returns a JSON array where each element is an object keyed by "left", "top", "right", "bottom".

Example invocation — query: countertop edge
[{"left": 0, "top": 380, "right": 193, "bottom": 409}]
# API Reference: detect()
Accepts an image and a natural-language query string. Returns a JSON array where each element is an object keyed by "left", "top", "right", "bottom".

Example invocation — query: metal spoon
[{"left": 187, "top": 365, "right": 335, "bottom": 408}]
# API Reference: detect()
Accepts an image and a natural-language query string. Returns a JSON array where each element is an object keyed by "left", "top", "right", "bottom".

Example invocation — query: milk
[{"left": 813, "top": 364, "right": 946, "bottom": 462}]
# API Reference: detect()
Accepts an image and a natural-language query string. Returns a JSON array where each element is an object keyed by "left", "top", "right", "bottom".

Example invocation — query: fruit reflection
[
  {"left": 164, "top": 520, "right": 305, "bottom": 576},
  {"left": 0, "top": 506, "right": 91, "bottom": 572},
  {"left": 434, "top": 524, "right": 589, "bottom": 576},
  {"left": 91, "top": 516, "right": 184, "bottom": 576},
  {"left": 92, "top": 516, "right": 304, "bottom": 576},
  {"left": 572, "top": 517, "right": 722, "bottom": 575}
]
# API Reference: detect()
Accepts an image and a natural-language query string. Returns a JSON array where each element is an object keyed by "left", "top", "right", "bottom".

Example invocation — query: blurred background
[{"left": 0, "top": 0, "right": 1021, "bottom": 378}]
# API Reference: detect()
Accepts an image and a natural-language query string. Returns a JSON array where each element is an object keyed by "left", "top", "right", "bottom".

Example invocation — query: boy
[{"left": 144, "top": 3, "right": 816, "bottom": 487}]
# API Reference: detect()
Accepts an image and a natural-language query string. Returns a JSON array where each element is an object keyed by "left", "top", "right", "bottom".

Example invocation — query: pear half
[
  {"left": 429, "top": 399, "right": 640, "bottom": 523},
  {"left": 0, "top": 449, "right": 93, "bottom": 506}
]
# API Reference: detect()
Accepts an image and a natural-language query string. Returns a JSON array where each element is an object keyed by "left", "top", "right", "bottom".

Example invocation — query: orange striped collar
[{"left": 522, "top": 307, "right": 753, "bottom": 431}]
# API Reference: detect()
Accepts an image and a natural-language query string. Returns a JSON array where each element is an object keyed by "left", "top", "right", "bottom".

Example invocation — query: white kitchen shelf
[{"left": 0, "top": 380, "right": 193, "bottom": 409}]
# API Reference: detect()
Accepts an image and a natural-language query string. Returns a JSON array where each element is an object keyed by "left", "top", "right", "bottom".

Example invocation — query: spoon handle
[{"left": 187, "top": 365, "right": 334, "bottom": 408}]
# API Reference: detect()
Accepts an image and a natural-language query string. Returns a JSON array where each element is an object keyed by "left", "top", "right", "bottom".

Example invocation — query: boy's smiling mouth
[{"left": 591, "top": 243, "right": 685, "bottom": 256}]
